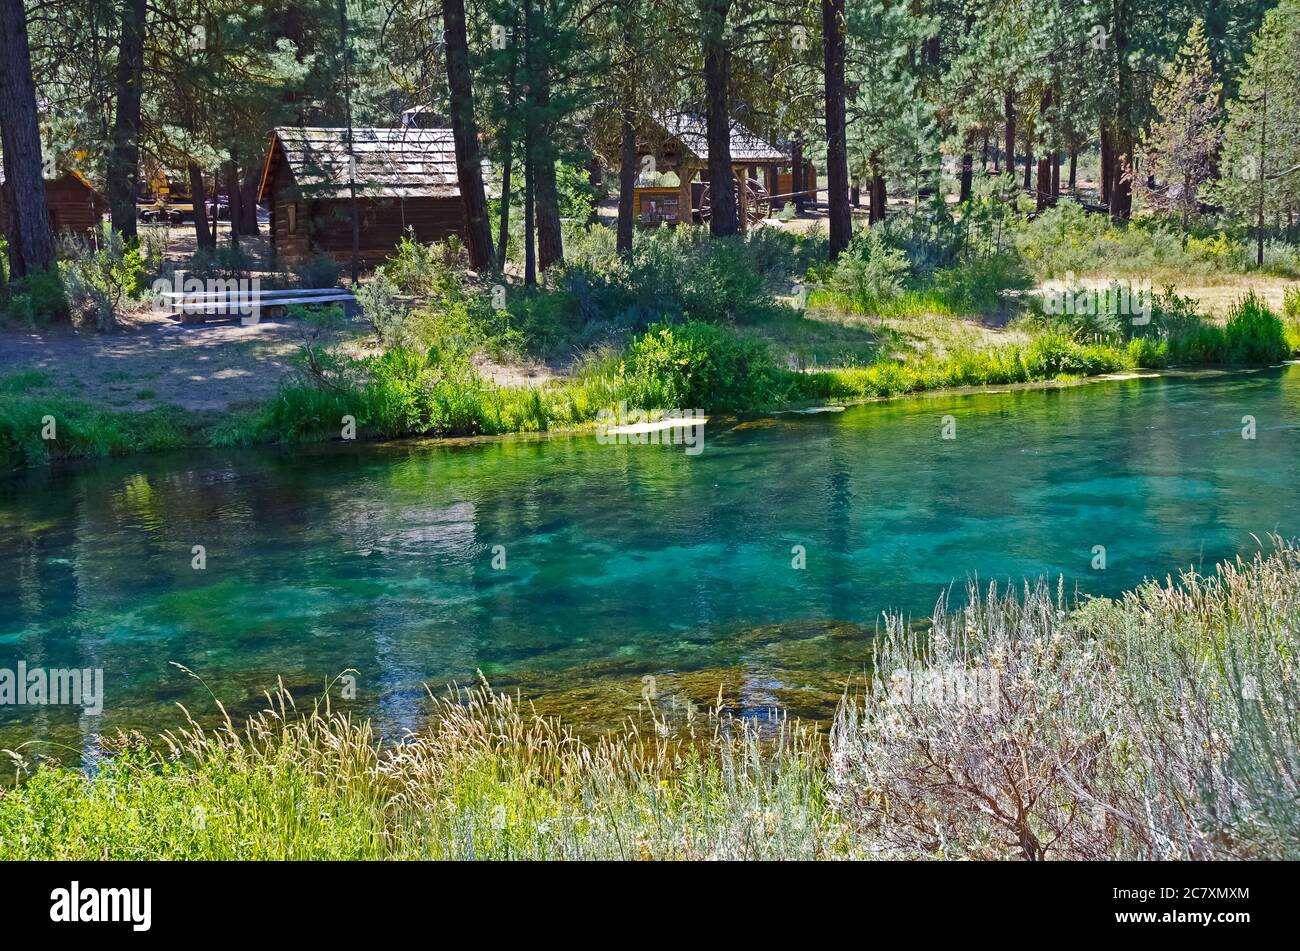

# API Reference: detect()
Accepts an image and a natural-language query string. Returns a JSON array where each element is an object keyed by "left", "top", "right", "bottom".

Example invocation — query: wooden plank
[
  {"left": 160, "top": 288, "right": 353, "bottom": 301},
  {"left": 171, "top": 294, "right": 355, "bottom": 313}
]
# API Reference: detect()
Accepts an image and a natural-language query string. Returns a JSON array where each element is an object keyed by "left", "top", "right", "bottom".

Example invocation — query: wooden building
[
  {"left": 257, "top": 127, "right": 467, "bottom": 267},
  {"left": 632, "top": 114, "right": 812, "bottom": 230},
  {"left": 0, "top": 169, "right": 107, "bottom": 241}
]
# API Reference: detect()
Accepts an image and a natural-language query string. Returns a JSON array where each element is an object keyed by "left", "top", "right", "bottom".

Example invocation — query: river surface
[{"left": 3, "top": 369, "right": 1298, "bottom": 757}]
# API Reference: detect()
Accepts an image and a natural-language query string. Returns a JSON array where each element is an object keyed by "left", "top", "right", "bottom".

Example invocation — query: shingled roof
[
  {"left": 258, "top": 127, "right": 460, "bottom": 202},
  {"left": 654, "top": 113, "right": 789, "bottom": 164}
]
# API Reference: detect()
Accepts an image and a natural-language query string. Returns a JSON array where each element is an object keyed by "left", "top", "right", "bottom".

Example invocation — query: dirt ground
[{"left": 0, "top": 311, "right": 329, "bottom": 413}]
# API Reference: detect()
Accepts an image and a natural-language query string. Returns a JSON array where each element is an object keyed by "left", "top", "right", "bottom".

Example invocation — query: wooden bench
[{"left": 160, "top": 287, "right": 357, "bottom": 325}]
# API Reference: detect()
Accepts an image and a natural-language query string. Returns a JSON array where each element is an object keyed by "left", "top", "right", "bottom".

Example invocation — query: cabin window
[{"left": 287, "top": 203, "right": 298, "bottom": 234}]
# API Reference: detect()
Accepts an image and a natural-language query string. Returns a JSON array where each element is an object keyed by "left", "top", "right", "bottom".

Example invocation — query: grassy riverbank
[
  {"left": 2, "top": 542, "right": 1296, "bottom": 861},
  {"left": 4, "top": 212, "right": 1299, "bottom": 472}
]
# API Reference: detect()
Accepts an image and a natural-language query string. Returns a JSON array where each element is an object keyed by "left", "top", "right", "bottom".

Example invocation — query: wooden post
[
  {"left": 735, "top": 166, "right": 748, "bottom": 232},
  {"left": 676, "top": 166, "right": 693, "bottom": 225}
]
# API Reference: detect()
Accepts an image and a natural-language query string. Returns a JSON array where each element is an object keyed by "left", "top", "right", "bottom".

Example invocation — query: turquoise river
[{"left": 2, "top": 368, "right": 1298, "bottom": 759}]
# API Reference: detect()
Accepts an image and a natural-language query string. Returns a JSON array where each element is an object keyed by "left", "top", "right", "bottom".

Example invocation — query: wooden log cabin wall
[
  {"left": 257, "top": 127, "right": 468, "bottom": 268},
  {"left": 0, "top": 169, "right": 107, "bottom": 241}
]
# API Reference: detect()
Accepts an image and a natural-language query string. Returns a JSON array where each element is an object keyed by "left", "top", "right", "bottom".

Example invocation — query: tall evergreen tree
[
  {"left": 444, "top": 0, "right": 496, "bottom": 270},
  {"left": 1216, "top": 0, "right": 1300, "bottom": 264},
  {"left": 0, "top": 0, "right": 55, "bottom": 277},
  {"left": 1138, "top": 19, "right": 1223, "bottom": 234}
]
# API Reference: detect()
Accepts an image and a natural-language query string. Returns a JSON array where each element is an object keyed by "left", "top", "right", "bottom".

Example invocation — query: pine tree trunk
[
  {"left": 616, "top": 108, "right": 637, "bottom": 255},
  {"left": 1036, "top": 89, "right": 1052, "bottom": 210},
  {"left": 1003, "top": 90, "right": 1016, "bottom": 178},
  {"left": 495, "top": 53, "right": 519, "bottom": 266},
  {"left": 869, "top": 172, "right": 887, "bottom": 224},
  {"left": 822, "top": 0, "right": 850, "bottom": 257},
  {"left": 1100, "top": 126, "right": 1112, "bottom": 203},
  {"left": 209, "top": 166, "right": 221, "bottom": 238},
  {"left": 1108, "top": 10, "right": 1134, "bottom": 223},
  {"left": 1051, "top": 151, "right": 1060, "bottom": 198},
  {"left": 443, "top": 0, "right": 495, "bottom": 270},
  {"left": 534, "top": 68, "right": 563, "bottom": 271},
  {"left": 108, "top": 0, "right": 145, "bottom": 241},
  {"left": 524, "top": 145, "right": 536, "bottom": 286},
  {"left": 188, "top": 163, "right": 213, "bottom": 250},
  {"left": 791, "top": 136, "right": 805, "bottom": 211},
  {"left": 0, "top": 0, "right": 55, "bottom": 278},
  {"left": 497, "top": 151, "right": 513, "bottom": 266},
  {"left": 240, "top": 166, "right": 260, "bottom": 235},
  {"left": 1068, "top": 149, "right": 1077, "bottom": 191},
  {"left": 226, "top": 160, "right": 241, "bottom": 248},
  {"left": 959, "top": 152, "right": 973, "bottom": 202},
  {"left": 702, "top": 0, "right": 738, "bottom": 236}
]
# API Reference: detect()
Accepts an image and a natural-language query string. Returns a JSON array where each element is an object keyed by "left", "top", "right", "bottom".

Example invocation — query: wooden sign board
[{"left": 634, "top": 187, "right": 681, "bottom": 225}]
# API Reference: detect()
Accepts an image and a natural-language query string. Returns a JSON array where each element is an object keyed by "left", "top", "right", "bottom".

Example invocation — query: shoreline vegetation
[
  {"left": 4, "top": 208, "right": 1300, "bottom": 473},
  {"left": 2, "top": 541, "right": 1295, "bottom": 861}
]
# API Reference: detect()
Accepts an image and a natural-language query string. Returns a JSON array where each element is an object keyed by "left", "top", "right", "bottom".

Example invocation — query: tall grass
[
  {"left": 0, "top": 679, "right": 830, "bottom": 860},
  {"left": 0, "top": 391, "right": 198, "bottom": 468},
  {"left": 3, "top": 543, "right": 1297, "bottom": 860}
]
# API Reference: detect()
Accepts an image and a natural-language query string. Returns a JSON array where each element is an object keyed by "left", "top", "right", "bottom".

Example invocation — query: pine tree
[
  {"left": 1138, "top": 19, "right": 1223, "bottom": 235},
  {"left": 0, "top": 0, "right": 56, "bottom": 277},
  {"left": 1216, "top": 0, "right": 1300, "bottom": 264}
]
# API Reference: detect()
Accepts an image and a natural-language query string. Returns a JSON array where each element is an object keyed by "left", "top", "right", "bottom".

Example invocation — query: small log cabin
[
  {"left": 0, "top": 169, "right": 107, "bottom": 241},
  {"left": 257, "top": 126, "right": 467, "bottom": 267},
  {"left": 632, "top": 114, "right": 814, "bottom": 230}
]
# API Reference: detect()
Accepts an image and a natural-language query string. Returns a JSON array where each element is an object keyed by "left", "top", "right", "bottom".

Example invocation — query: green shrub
[
  {"left": 1223, "top": 292, "right": 1290, "bottom": 364},
  {"left": 829, "top": 228, "right": 909, "bottom": 310},
  {"left": 383, "top": 231, "right": 465, "bottom": 298},
  {"left": 58, "top": 225, "right": 147, "bottom": 331},
  {"left": 1168, "top": 323, "right": 1227, "bottom": 364},
  {"left": 927, "top": 254, "right": 1031, "bottom": 314},
  {"left": 1284, "top": 286, "right": 1300, "bottom": 320},
  {"left": 0, "top": 394, "right": 195, "bottom": 468},
  {"left": 3, "top": 267, "right": 69, "bottom": 325},
  {"left": 1025, "top": 334, "right": 1129, "bottom": 377},
  {"left": 616, "top": 321, "right": 787, "bottom": 410},
  {"left": 1127, "top": 336, "right": 1169, "bottom": 368},
  {"left": 295, "top": 253, "right": 342, "bottom": 289},
  {"left": 355, "top": 266, "right": 406, "bottom": 345}
]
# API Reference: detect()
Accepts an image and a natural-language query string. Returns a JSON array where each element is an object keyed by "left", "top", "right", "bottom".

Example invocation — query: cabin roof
[
  {"left": 0, "top": 167, "right": 101, "bottom": 194},
  {"left": 653, "top": 113, "right": 789, "bottom": 165},
  {"left": 257, "top": 126, "right": 461, "bottom": 203}
]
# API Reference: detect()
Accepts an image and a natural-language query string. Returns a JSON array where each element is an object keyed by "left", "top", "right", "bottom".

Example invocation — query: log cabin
[
  {"left": 0, "top": 168, "right": 107, "bottom": 241},
  {"left": 256, "top": 126, "right": 467, "bottom": 268},
  {"left": 632, "top": 114, "right": 813, "bottom": 230}
]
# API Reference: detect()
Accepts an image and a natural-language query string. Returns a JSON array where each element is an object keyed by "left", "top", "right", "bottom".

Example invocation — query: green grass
[
  {"left": 2, "top": 293, "right": 1290, "bottom": 473},
  {"left": 0, "top": 369, "right": 49, "bottom": 394},
  {"left": 3, "top": 542, "right": 1296, "bottom": 860},
  {"left": 0, "top": 391, "right": 201, "bottom": 469}
]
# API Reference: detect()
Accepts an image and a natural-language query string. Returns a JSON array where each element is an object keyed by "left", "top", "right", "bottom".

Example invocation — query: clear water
[{"left": 3, "top": 368, "right": 1298, "bottom": 756}]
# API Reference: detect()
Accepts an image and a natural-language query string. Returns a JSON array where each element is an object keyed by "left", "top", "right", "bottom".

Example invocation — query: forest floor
[{"left": 0, "top": 312, "right": 334, "bottom": 413}]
